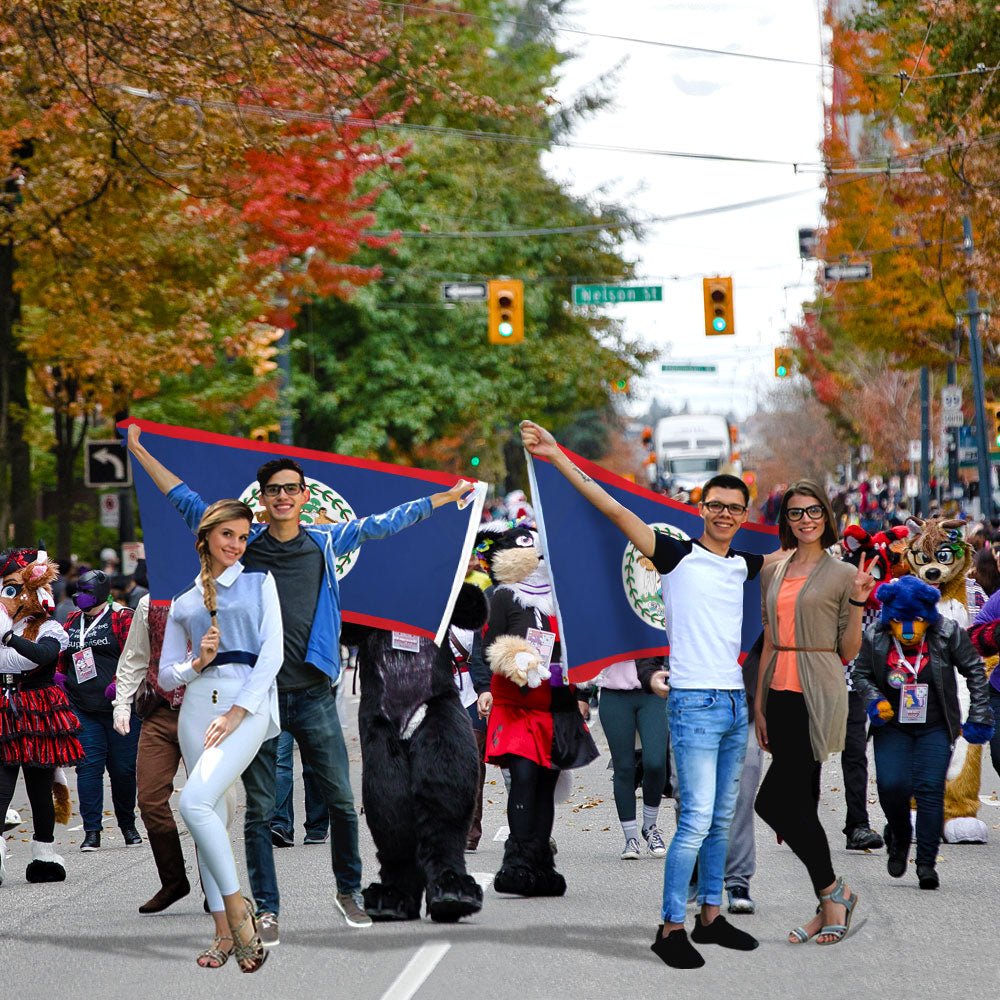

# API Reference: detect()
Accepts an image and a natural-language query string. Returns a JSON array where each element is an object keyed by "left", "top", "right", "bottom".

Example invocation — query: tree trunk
[{"left": 51, "top": 374, "right": 89, "bottom": 560}]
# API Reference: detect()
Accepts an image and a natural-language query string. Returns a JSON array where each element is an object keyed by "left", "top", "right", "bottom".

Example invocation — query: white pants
[{"left": 178, "top": 671, "right": 268, "bottom": 913}]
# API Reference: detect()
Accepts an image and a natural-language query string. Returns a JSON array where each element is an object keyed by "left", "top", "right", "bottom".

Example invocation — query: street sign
[
  {"left": 959, "top": 425, "right": 978, "bottom": 467},
  {"left": 904, "top": 474, "right": 919, "bottom": 498},
  {"left": 908, "top": 439, "right": 922, "bottom": 462},
  {"left": 859, "top": 444, "right": 873, "bottom": 462},
  {"left": 660, "top": 363, "right": 718, "bottom": 373},
  {"left": 823, "top": 261, "right": 872, "bottom": 282},
  {"left": 942, "top": 408, "right": 963, "bottom": 428},
  {"left": 941, "top": 386, "right": 962, "bottom": 410},
  {"left": 85, "top": 440, "right": 131, "bottom": 488},
  {"left": 99, "top": 493, "right": 120, "bottom": 529},
  {"left": 573, "top": 284, "right": 663, "bottom": 305},
  {"left": 122, "top": 541, "right": 145, "bottom": 575},
  {"left": 441, "top": 281, "right": 488, "bottom": 302}
]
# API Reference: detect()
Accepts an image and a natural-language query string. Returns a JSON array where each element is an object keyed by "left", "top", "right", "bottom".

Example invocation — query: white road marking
[
  {"left": 470, "top": 871, "right": 494, "bottom": 890},
  {"left": 379, "top": 942, "right": 451, "bottom": 1000},
  {"left": 978, "top": 795, "right": 1000, "bottom": 807},
  {"left": 67, "top": 824, "right": 83, "bottom": 832},
  {"left": 492, "top": 825, "right": 509, "bottom": 842}
]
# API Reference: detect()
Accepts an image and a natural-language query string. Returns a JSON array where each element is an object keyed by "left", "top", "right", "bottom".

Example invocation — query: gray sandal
[
  {"left": 816, "top": 877, "right": 858, "bottom": 945},
  {"left": 788, "top": 904, "right": 821, "bottom": 944}
]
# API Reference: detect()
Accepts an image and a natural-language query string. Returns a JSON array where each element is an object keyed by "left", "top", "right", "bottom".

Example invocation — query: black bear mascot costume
[{"left": 351, "top": 582, "right": 488, "bottom": 923}]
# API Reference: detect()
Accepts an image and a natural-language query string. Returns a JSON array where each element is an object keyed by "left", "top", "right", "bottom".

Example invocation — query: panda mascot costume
[
  {"left": 352, "top": 581, "right": 488, "bottom": 923},
  {"left": 476, "top": 521, "right": 598, "bottom": 897}
]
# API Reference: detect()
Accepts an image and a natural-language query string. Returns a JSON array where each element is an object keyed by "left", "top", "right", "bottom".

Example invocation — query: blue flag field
[
  {"left": 122, "top": 419, "right": 485, "bottom": 643},
  {"left": 526, "top": 448, "right": 779, "bottom": 681}
]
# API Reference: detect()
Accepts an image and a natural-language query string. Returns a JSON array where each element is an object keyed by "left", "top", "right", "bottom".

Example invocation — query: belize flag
[
  {"left": 121, "top": 419, "right": 485, "bottom": 643},
  {"left": 526, "top": 447, "right": 779, "bottom": 681}
]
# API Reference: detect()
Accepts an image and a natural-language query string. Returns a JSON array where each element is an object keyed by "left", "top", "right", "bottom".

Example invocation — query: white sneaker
[{"left": 620, "top": 837, "right": 641, "bottom": 860}]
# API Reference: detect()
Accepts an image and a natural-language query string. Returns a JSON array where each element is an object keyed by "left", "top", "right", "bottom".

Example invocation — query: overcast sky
[{"left": 544, "top": 0, "right": 827, "bottom": 420}]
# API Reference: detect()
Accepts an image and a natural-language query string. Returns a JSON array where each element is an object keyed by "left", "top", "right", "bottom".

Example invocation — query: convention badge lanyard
[
  {"left": 72, "top": 606, "right": 109, "bottom": 683},
  {"left": 889, "top": 635, "right": 929, "bottom": 724}
]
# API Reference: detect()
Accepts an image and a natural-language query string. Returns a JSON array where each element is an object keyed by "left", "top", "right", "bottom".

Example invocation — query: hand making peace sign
[{"left": 850, "top": 555, "right": 877, "bottom": 605}]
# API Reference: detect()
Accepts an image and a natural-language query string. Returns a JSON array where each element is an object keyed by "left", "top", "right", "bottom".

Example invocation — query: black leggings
[
  {"left": 754, "top": 690, "right": 836, "bottom": 894},
  {"left": 506, "top": 756, "right": 560, "bottom": 842},
  {"left": 0, "top": 764, "right": 55, "bottom": 842}
]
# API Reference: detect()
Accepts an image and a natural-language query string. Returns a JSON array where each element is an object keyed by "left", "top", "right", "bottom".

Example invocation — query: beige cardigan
[{"left": 760, "top": 552, "right": 856, "bottom": 761}]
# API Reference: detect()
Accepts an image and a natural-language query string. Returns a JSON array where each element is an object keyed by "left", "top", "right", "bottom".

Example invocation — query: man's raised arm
[
  {"left": 520, "top": 420, "right": 656, "bottom": 558},
  {"left": 127, "top": 423, "right": 182, "bottom": 495}
]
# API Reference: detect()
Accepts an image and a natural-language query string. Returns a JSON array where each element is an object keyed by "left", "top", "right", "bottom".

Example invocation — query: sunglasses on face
[
  {"left": 261, "top": 482, "right": 305, "bottom": 497},
  {"left": 786, "top": 504, "right": 825, "bottom": 521},
  {"left": 702, "top": 500, "right": 748, "bottom": 516}
]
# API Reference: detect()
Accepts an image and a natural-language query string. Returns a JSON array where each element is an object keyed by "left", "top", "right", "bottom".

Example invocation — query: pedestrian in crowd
[
  {"left": 0, "top": 548, "right": 80, "bottom": 886},
  {"left": 61, "top": 570, "right": 142, "bottom": 852},
  {"left": 54, "top": 580, "right": 78, "bottom": 625},
  {"left": 966, "top": 542, "right": 996, "bottom": 619},
  {"left": 966, "top": 560, "right": 1000, "bottom": 782},
  {"left": 111, "top": 574, "right": 150, "bottom": 611},
  {"left": 159, "top": 498, "right": 280, "bottom": 972},
  {"left": 754, "top": 480, "right": 873, "bottom": 946},
  {"left": 112, "top": 594, "right": 192, "bottom": 913},
  {"left": 270, "top": 729, "right": 329, "bottom": 847},
  {"left": 723, "top": 634, "right": 764, "bottom": 915},
  {"left": 127, "top": 422, "right": 472, "bottom": 941},
  {"left": 595, "top": 657, "right": 668, "bottom": 862},
  {"left": 857, "top": 575, "right": 993, "bottom": 890},
  {"left": 520, "top": 419, "right": 765, "bottom": 970}
]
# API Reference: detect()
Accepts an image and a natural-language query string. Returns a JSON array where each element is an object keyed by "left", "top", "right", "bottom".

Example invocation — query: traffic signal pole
[
  {"left": 964, "top": 216, "right": 993, "bottom": 521},
  {"left": 919, "top": 366, "right": 930, "bottom": 516}
]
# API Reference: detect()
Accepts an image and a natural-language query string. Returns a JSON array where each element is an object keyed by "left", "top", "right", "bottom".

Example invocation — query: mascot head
[
  {"left": 474, "top": 522, "right": 542, "bottom": 586},
  {"left": 841, "top": 524, "right": 909, "bottom": 600},
  {"left": 0, "top": 545, "right": 59, "bottom": 640},
  {"left": 878, "top": 575, "right": 941, "bottom": 647},
  {"left": 903, "top": 516, "right": 970, "bottom": 593},
  {"left": 74, "top": 569, "right": 112, "bottom": 611}
]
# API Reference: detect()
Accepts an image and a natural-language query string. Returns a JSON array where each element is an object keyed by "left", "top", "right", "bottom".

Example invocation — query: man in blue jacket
[{"left": 127, "top": 424, "right": 471, "bottom": 942}]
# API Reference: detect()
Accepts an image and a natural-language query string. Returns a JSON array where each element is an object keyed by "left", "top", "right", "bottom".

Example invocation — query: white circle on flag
[{"left": 622, "top": 523, "right": 688, "bottom": 630}]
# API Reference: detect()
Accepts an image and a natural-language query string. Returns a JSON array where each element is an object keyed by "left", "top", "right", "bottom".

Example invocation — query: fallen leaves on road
[{"left": 571, "top": 797, "right": 603, "bottom": 813}]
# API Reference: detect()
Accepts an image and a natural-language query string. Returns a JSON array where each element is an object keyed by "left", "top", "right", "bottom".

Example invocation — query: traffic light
[
  {"left": 488, "top": 278, "right": 524, "bottom": 344},
  {"left": 611, "top": 377, "right": 630, "bottom": 394},
  {"left": 986, "top": 401, "right": 1000, "bottom": 448},
  {"left": 774, "top": 347, "right": 793, "bottom": 378},
  {"left": 469, "top": 455, "right": 481, "bottom": 469},
  {"left": 798, "top": 227, "right": 818, "bottom": 260},
  {"left": 703, "top": 276, "right": 734, "bottom": 336}
]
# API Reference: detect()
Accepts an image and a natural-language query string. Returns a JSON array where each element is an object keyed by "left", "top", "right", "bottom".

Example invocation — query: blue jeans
[
  {"left": 242, "top": 684, "right": 360, "bottom": 915},
  {"left": 271, "top": 728, "right": 330, "bottom": 841},
  {"left": 873, "top": 723, "right": 952, "bottom": 866},
  {"left": 74, "top": 708, "right": 141, "bottom": 833},
  {"left": 662, "top": 689, "right": 747, "bottom": 923}
]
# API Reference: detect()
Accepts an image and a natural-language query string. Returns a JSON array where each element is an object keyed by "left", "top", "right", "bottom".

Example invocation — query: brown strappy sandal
[
  {"left": 196, "top": 935, "right": 233, "bottom": 969},
  {"left": 230, "top": 897, "right": 268, "bottom": 973}
]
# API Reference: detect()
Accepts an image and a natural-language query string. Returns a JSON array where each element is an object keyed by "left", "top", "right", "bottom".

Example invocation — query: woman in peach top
[{"left": 754, "top": 480, "right": 875, "bottom": 947}]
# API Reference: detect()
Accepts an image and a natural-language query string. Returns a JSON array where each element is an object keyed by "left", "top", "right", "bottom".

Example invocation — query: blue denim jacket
[{"left": 167, "top": 482, "right": 433, "bottom": 682}]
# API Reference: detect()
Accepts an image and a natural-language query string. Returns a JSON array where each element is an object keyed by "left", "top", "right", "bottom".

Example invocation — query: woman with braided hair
[{"left": 159, "top": 499, "right": 283, "bottom": 973}]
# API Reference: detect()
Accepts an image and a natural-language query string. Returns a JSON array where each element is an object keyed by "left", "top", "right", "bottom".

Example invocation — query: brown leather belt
[{"left": 774, "top": 645, "right": 836, "bottom": 653}]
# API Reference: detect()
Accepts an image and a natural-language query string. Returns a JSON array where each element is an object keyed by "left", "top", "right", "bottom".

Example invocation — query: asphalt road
[{"left": 4, "top": 684, "right": 1000, "bottom": 1000}]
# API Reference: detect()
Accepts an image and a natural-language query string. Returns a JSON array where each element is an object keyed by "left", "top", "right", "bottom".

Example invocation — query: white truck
[{"left": 653, "top": 414, "right": 735, "bottom": 495}]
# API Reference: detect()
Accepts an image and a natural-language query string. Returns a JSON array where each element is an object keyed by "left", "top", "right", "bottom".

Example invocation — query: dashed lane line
[{"left": 379, "top": 942, "right": 451, "bottom": 1000}]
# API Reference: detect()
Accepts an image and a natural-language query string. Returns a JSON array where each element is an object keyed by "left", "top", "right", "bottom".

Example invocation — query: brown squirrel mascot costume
[{"left": 0, "top": 546, "right": 81, "bottom": 886}]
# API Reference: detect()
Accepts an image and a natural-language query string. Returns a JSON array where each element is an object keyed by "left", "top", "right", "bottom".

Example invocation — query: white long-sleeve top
[{"left": 159, "top": 562, "right": 283, "bottom": 740}]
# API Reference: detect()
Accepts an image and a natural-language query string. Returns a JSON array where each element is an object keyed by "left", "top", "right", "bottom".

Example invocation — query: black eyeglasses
[
  {"left": 261, "top": 482, "right": 305, "bottom": 497},
  {"left": 786, "top": 504, "right": 825, "bottom": 521},
  {"left": 702, "top": 500, "right": 748, "bottom": 516}
]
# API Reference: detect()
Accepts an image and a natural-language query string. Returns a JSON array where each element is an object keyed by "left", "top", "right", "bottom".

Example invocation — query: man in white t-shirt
[{"left": 521, "top": 420, "right": 773, "bottom": 970}]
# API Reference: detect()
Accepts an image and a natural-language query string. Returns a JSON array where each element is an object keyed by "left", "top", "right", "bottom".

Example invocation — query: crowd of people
[{"left": 2, "top": 418, "right": 999, "bottom": 975}]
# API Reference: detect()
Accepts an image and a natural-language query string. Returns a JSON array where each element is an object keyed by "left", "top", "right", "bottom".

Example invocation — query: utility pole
[
  {"left": 964, "top": 216, "right": 993, "bottom": 521},
  {"left": 946, "top": 356, "right": 959, "bottom": 503},
  {"left": 919, "top": 366, "right": 930, "bottom": 516}
]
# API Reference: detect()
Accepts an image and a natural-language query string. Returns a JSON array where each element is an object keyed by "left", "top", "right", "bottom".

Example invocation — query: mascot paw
[
  {"left": 25, "top": 841, "right": 66, "bottom": 883},
  {"left": 488, "top": 637, "right": 543, "bottom": 688},
  {"left": 962, "top": 721, "right": 995, "bottom": 745},
  {"left": 426, "top": 871, "right": 483, "bottom": 923},
  {"left": 361, "top": 882, "right": 421, "bottom": 921},
  {"left": 867, "top": 699, "right": 893, "bottom": 726},
  {"left": 943, "top": 817, "right": 989, "bottom": 845}
]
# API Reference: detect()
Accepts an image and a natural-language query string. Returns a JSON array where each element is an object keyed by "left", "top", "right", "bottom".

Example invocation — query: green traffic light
[
  {"left": 470, "top": 456, "right": 481, "bottom": 467},
  {"left": 776, "top": 365, "right": 788, "bottom": 377},
  {"left": 498, "top": 321, "right": 514, "bottom": 338},
  {"left": 712, "top": 317, "right": 727, "bottom": 332}
]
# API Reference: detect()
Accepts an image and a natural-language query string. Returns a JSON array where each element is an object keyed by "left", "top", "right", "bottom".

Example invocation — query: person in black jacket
[{"left": 853, "top": 575, "right": 994, "bottom": 890}]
